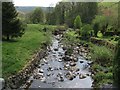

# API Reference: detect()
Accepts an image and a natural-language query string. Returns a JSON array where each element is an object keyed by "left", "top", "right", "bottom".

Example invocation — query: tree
[
  {"left": 2, "top": 2, "right": 25, "bottom": 40},
  {"left": 113, "top": 39, "right": 120, "bottom": 88},
  {"left": 92, "top": 15, "right": 108, "bottom": 35},
  {"left": 74, "top": 15, "right": 82, "bottom": 29},
  {"left": 29, "top": 7, "right": 44, "bottom": 24},
  {"left": 81, "top": 24, "right": 93, "bottom": 40},
  {"left": 93, "top": 23, "right": 99, "bottom": 37}
]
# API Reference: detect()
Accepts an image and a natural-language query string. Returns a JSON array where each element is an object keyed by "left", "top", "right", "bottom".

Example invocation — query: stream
[{"left": 22, "top": 35, "right": 93, "bottom": 89}]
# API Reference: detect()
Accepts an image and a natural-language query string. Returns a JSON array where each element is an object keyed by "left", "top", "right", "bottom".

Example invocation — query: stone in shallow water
[
  {"left": 47, "top": 73, "right": 51, "bottom": 76},
  {"left": 79, "top": 74, "right": 86, "bottom": 79},
  {"left": 41, "top": 77, "right": 46, "bottom": 83},
  {"left": 54, "top": 48, "right": 58, "bottom": 51},
  {"left": 70, "top": 62, "right": 76, "bottom": 66},
  {"left": 58, "top": 59, "right": 62, "bottom": 62},
  {"left": 65, "top": 71, "right": 75, "bottom": 80},
  {"left": 80, "top": 61, "right": 84, "bottom": 63},
  {"left": 33, "top": 73, "right": 44, "bottom": 79},
  {"left": 39, "top": 69, "right": 44, "bottom": 73}
]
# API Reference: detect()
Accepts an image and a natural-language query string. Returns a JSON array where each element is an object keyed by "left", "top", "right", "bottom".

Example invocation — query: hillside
[{"left": 15, "top": 6, "right": 54, "bottom": 13}]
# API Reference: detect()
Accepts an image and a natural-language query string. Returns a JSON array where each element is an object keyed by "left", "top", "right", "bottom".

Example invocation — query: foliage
[
  {"left": 113, "top": 39, "right": 120, "bottom": 87},
  {"left": 47, "top": 2, "right": 98, "bottom": 27},
  {"left": 81, "top": 24, "right": 93, "bottom": 40},
  {"left": 92, "top": 15, "right": 108, "bottom": 35},
  {"left": 63, "top": 30, "right": 79, "bottom": 45},
  {"left": 2, "top": 2, "right": 25, "bottom": 40},
  {"left": 2, "top": 24, "right": 53, "bottom": 78},
  {"left": 97, "top": 31, "right": 103, "bottom": 38},
  {"left": 26, "top": 7, "right": 44, "bottom": 24},
  {"left": 90, "top": 45, "right": 113, "bottom": 66},
  {"left": 93, "top": 71, "right": 113, "bottom": 87},
  {"left": 74, "top": 15, "right": 82, "bottom": 29},
  {"left": 93, "top": 23, "right": 99, "bottom": 37}
]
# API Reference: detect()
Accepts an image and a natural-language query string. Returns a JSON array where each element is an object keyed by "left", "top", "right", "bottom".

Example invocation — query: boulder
[
  {"left": 62, "top": 55, "right": 71, "bottom": 61},
  {"left": 80, "top": 61, "right": 84, "bottom": 63},
  {"left": 54, "top": 48, "right": 58, "bottom": 51},
  {"left": 39, "top": 69, "right": 44, "bottom": 73},
  {"left": 79, "top": 74, "right": 86, "bottom": 79},
  {"left": 70, "top": 62, "right": 76, "bottom": 66},
  {"left": 65, "top": 71, "right": 75, "bottom": 80}
]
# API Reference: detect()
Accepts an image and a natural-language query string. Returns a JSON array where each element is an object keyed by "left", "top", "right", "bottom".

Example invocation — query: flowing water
[{"left": 22, "top": 35, "right": 93, "bottom": 88}]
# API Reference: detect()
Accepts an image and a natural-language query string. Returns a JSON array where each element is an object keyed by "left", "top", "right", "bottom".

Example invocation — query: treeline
[
  {"left": 25, "top": 2, "right": 119, "bottom": 37},
  {"left": 25, "top": 2, "right": 98, "bottom": 27}
]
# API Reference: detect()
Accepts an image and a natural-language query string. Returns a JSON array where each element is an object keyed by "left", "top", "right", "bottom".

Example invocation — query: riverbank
[
  {"left": 61, "top": 29, "right": 114, "bottom": 88},
  {"left": 2, "top": 24, "right": 56, "bottom": 88},
  {"left": 21, "top": 33, "right": 93, "bottom": 89}
]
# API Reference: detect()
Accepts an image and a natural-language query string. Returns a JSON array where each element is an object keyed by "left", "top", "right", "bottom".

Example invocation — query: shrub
[
  {"left": 74, "top": 15, "right": 82, "bottom": 29},
  {"left": 93, "top": 23, "right": 99, "bottom": 37},
  {"left": 97, "top": 31, "right": 103, "bottom": 38},
  {"left": 90, "top": 45, "right": 113, "bottom": 66},
  {"left": 113, "top": 39, "right": 120, "bottom": 87},
  {"left": 81, "top": 24, "right": 94, "bottom": 40}
]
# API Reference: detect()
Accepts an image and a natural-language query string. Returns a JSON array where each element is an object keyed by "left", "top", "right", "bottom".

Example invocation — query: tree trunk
[{"left": 7, "top": 34, "right": 9, "bottom": 40}]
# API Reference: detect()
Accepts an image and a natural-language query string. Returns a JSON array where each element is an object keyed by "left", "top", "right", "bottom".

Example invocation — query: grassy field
[{"left": 2, "top": 24, "right": 55, "bottom": 78}]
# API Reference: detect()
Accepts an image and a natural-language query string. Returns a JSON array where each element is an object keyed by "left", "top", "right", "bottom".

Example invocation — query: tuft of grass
[
  {"left": 2, "top": 24, "right": 53, "bottom": 78},
  {"left": 90, "top": 45, "right": 113, "bottom": 66}
]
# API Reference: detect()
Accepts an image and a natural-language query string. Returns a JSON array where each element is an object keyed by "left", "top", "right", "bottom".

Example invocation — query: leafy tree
[
  {"left": 92, "top": 15, "right": 108, "bottom": 35},
  {"left": 81, "top": 24, "right": 93, "bottom": 40},
  {"left": 29, "top": 7, "right": 44, "bottom": 24},
  {"left": 74, "top": 15, "right": 82, "bottom": 29},
  {"left": 113, "top": 39, "right": 120, "bottom": 88},
  {"left": 2, "top": 2, "right": 25, "bottom": 40}
]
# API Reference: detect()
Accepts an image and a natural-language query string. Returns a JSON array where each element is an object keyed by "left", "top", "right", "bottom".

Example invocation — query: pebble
[
  {"left": 80, "top": 61, "right": 84, "bottom": 63},
  {"left": 79, "top": 74, "right": 86, "bottom": 79},
  {"left": 39, "top": 69, "right": 44, "bottom": 73}
]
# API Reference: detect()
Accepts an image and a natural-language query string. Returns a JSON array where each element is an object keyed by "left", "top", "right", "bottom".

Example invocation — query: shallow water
[{"left": 23, "top": 35, "right": 93, "bottom": 88}]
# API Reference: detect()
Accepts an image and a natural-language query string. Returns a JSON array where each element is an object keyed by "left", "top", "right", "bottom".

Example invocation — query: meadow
[{"left": 2, "top": 24, "right": 55, "bottom": 78}]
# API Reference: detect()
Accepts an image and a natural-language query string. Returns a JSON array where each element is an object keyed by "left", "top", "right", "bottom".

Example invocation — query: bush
[
  {"left": 90, "top": 45, "right": 113, "bottom": 66},
  {"left": 81, "top": 24, "right": 94, "bottom": 40},
  {"left": 93, "top": 71, "right": 113, "bottom": 87},
  {"left": 113, "top": 39, "right": 120, "bottom": 87},
  {"left": 74, "top": 15, "right": 82, "bottom": 29},
  {"left": 97, "top": 31, "right": 103, "bottom": 38},
  {"left": 63, "top": 30, "right": 79, "bottom": 45}
]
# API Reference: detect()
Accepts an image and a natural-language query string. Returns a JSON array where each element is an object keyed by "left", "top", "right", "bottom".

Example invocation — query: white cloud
[{"left": 13, "top": 0, "right": 62, "bottom": 7}]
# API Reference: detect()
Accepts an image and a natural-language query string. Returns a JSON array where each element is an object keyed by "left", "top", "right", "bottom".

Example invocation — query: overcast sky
[{"left": 13, "top": 0, "right": 62, "bottom": 7}]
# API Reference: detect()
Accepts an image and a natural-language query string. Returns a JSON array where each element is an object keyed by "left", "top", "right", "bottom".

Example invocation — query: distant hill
[{"left": 15, "top": 6, "right": 54, "bottom": 13}]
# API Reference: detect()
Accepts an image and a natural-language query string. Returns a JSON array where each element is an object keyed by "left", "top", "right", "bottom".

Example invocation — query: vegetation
[
  {"left": 26, "top": 7, "right": 44, "bottom": 24},
  {"left": 74, "top": 15, "right": 82, "bottom": 29},
  {"left": 2, "top": 24, "right": 53, "bottom": 78},
  {"left": 113, "top": 39, "right": 120, "bottom": 88},
  {"left": 2, "top": 1, "right": 119, "bottom": 89},
  {"left": 81, "top": 24, "right": 93, "bottom": 40},
  {"left": 2, "top": 2, "right": 26, "bottom": 40},
  {"left": 90, "top": 45, "right": 113, "bottom": 66},
  {"left": 90, "top": 44, "right": 114, "bottom": 87}
]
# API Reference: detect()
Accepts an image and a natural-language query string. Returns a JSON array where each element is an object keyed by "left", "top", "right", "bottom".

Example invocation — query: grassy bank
[
  {"left": 62, "top": 29, "right": 115, "bottom": 87},
  {"left": 2, "top": 24, "right": 55, "bottom": 78},
  {"left": 90, "top": 44, "right": 114, "bottom": 87}
]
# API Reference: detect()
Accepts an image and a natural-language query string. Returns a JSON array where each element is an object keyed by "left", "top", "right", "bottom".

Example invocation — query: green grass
[
  {"left": 90, "top": 44, "right": 114, "bottom": 87},
  {"left": 2, "top": 24, "right": 54, "bottom": 78},
  {"left": 63, "top": 30, "right": 79, "bottom": 45},
  {"left": 90, "top": 44, "right": 114, "bottom": 66}
]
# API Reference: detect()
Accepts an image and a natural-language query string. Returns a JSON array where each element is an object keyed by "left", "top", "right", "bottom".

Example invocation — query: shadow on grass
[{"left": 2, "top": 38, "right": 19, "bottom": 42}]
